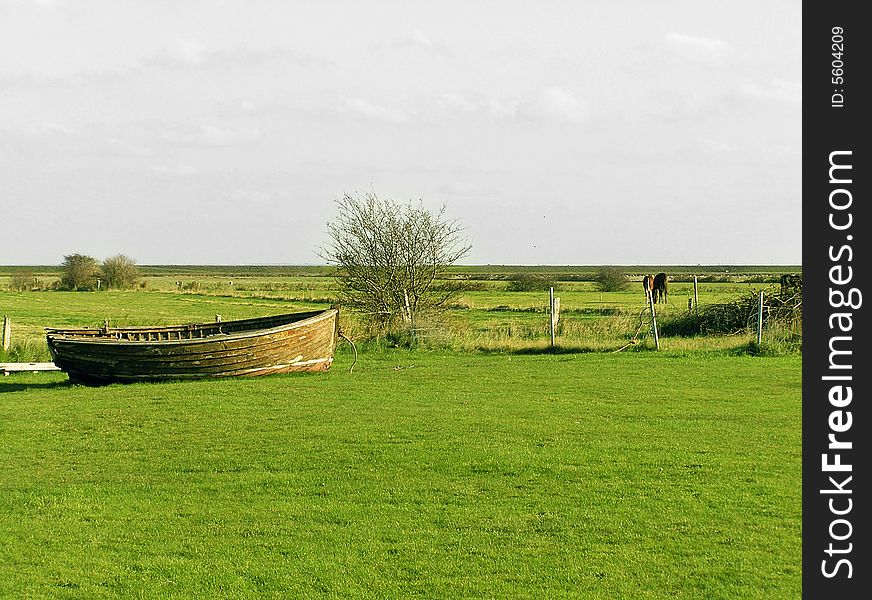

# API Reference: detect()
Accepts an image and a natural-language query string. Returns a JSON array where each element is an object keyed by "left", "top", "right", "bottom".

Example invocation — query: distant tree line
[{"left": 58, "top": 253, "right": 141, "bottom": 291}]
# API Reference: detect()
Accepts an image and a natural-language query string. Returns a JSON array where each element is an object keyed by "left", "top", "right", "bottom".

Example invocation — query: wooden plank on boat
[{"left": 0, "top": 362, "right": 62, "bottom": 375}]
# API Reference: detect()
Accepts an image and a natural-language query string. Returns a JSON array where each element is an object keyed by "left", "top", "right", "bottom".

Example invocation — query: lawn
[{"left": 0, "top": 350, "right": 801, "bottom": 599}]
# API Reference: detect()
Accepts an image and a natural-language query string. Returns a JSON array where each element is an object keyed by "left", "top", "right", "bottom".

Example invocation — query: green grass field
[
  {"left": 0, "top": 264, "right": 798, "bottom": 359},
  {"left": 1, "top": 350, "right": 800, "bottom": 599},
  {"left": 0, "top": 265, "right": 801, "bottom": 598}
]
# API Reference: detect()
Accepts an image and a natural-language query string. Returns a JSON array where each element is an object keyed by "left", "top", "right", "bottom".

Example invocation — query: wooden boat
[{"left": 45, "top": 309, "right": 339, "bottom": 384}]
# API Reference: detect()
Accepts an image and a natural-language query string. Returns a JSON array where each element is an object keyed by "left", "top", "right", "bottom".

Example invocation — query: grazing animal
[
  {"left": 642, "top": 274, "right": 654, "bottom": 301},
  {"left": 780, "top": 274, "right": 802, "bottom": 296},
  {"left": 652, "top": 272, "right": 668, "bottom": 304}
]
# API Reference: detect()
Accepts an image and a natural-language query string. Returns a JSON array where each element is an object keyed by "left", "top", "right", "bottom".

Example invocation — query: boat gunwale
[{"left": 46, "top": 309, "right": 338, "bottom": 347}]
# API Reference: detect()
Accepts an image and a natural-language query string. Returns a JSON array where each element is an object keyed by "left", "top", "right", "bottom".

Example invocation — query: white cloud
[
  {"left": 373, "top": 29, "right": 448, "bottom": 55},
  {"left": 145, "top": 39, "right": 211, "bottom": 69},
  {"left": 174, "top": 39, "right": 205, "bottom": 66},
  {"left": 697, "top": 137, "right": 733, "bottom": 154},
  {"left": 403, "top": 29, "right": 433, "bottom": 49},
  {"left": 486, "top": 100, "right": 518, "bottom": 120},
  {"left": 737, "top": 79, "right": 801, "bottom": 105},
  {"left": 150, "top": 163, "right": 197, "bottom": 176},
  {"left": 517, "top": 87, "right": 588, "bottom": 123},
  {"left": 432, "top": 89, "right": 588, "bottom": 123},
  {"left": 104, "top": 136, "right": 153, "bottom": 157},
  {"left": 3, "top": 0, "right": 61, "bottom": 7},
  {"left": 433, "top": 180, "right": 484, "bottom": 197},
  {"left": 437, "top": 93, "right": 478, "bottom": 114},
  {"left": 338, "top": 98, "right": 409, "bottom": 124},
  {"left": 143, "top": 40, "right": 331, "bottom": 72},
  {"left": 159, "top": 124, "right": 262, "bottom": 146},
  {"left": 227, "top": 189, "right": 273, "bottom": 206},
  {"left": 40, "top": 121, "right": 74, "bottom": 135},
  {"left": 435, "top": 93, "right": 516, "bottom": 120},
  {"left": 664, "top": 32, "right": 735, "bottom": 65}
]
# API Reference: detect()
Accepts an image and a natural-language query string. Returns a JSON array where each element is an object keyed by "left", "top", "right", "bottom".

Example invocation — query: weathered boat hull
[{"left": 46, "top": 309, "right": 339, "bottom": 384}]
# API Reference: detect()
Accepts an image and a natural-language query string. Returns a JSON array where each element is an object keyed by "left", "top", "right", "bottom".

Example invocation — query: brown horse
[
  {"left": 642, "top": 274, "right": 654, "bottom": 301},
  {"left": 652, "top": 272, "right": 668, "bottom": 303}
]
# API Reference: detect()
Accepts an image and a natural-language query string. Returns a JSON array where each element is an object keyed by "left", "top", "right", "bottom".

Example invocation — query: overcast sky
[{"left": 0, "top": 0, "right": 801, "bottom": 265}]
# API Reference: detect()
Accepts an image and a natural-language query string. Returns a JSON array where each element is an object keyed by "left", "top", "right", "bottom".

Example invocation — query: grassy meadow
[
  {"left": 0, "top": 265, "right": 801, "bottom": 598},
  {"left": 0, "top": 264, "right": 800, "bottom": 359}
]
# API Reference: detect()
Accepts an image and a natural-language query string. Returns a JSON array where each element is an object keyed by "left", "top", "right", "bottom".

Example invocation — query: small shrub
[
  {"left": 101, "top": 254, "right": 140, "bottom": 289},
  {"left": 506, "top": 274, "right": 556, "bottom": 292},
  {"left": 593, "top": 266, "right": 629, "bottom": 292},
  {"left": 9, "top": 271, "right": 37, "bottom": 292}
]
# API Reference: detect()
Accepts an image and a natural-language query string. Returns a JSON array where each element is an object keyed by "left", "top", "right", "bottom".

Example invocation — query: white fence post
[
  {"left": 757, "top": 291, "right": 764, "bottom": 345},
  {"left": 648, "top": 291, "right": 660, "bottom": 350},
  {"left": 2, "top": 316, "right": 10, "bottom": 352},
  {"left": 549, "top": 287, "right": 556, "bottom": 347}
]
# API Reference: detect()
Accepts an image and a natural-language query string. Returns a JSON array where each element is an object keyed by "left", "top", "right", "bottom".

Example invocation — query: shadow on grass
[
  {"left": 508, "top": 346, "right": 596, "bottom": 355},
  {"left": 0, "top": 378, "right": 74, "bottom": 394},
  {"left": 477, "top": 345, "right": 653, "bottom": 356}
]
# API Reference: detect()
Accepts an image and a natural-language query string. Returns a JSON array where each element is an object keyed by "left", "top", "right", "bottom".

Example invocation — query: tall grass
[
  {"left": 657, "top": 289, "right": 801, "bottom": 356},
  {"left": 0, "top": 339, "right": 52, "bottom": 363}
]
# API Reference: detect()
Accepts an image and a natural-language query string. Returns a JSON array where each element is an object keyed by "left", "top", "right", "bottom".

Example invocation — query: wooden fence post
[
  {"left": 757, "top": 291, "right": 764, "bottom": 346},
  {"left": 647, "top": 291, "right": 660, "bottom": 350},
  {"left": 693, "top": 275, "right": 699, "bottom": 315},
  {"left": 549, "top": 287, "right": 556, "bottom": 347},
  {"left": 2, "top": 316, "right": 10, "bottom": 352}
]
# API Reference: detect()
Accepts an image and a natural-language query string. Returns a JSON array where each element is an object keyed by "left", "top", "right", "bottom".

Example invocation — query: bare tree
[
  {"left": 9, "top": 270, "right": 37, "bottom": 292},
  {"left": 101, "top": 254, "right": 140, "bottom": 289},
  {"left": 321, "top": 192, "right": 471, "bottom": 330}
]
